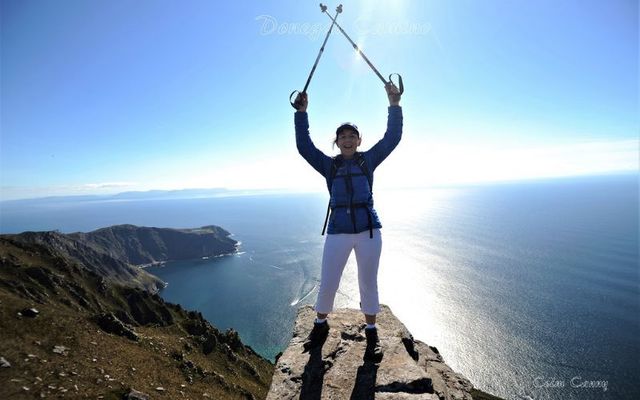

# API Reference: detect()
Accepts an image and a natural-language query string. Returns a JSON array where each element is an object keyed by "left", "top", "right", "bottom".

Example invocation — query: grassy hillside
[{"left": 0, "top": 233, "right": 274, "bottom": 399}]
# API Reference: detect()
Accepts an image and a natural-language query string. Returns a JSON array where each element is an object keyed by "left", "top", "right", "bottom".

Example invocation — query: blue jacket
[{"left": 295, "top": 106, "right": 403, "bottom": 234}]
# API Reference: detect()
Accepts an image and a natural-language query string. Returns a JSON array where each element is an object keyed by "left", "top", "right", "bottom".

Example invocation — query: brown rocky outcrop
[{"left": 268, "top": 305, "right": 477, "bottom": 400}]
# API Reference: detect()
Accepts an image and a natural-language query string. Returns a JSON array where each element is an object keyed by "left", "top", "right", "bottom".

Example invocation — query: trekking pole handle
[
  {"left": 389, "top": 73, "right": 404, "bottom": 95},
  {"left": 290, "top": 90, "right": 305, "bottom": 110}
]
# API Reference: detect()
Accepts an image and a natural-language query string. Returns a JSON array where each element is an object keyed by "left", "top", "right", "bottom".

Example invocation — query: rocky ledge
[{"left": 268, "top": 305, "right": 501, "bottom": 400}]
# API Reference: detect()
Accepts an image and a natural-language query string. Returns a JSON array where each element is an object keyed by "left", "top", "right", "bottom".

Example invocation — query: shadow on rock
[
  {"left": 350, "top": 361, "right": 379, "bottom": 400},
  {"left": 299, "top": 344, "right": 327, "bottom": 400}
]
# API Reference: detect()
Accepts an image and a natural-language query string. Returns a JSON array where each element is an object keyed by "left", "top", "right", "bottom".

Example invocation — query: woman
[{"left": 294, "top": 83, "right": 402, "bottom": 362}]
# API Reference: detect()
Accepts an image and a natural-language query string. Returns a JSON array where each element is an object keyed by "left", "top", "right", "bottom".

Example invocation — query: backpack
[
  {"left": 322, "top": 152, "right": 374, "bottom": 237},
  {"left": 326, "top": 152, "right": 373, "bottom": 193}
]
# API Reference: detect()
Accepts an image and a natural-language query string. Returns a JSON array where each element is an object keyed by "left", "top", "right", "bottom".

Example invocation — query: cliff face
[
  {"left": 2, "top": 229, "right": 162, "bottom": 294},
  {"left": 68, "top": 224, "right": 238, "bottom": 266},
  {"left": 268, "top": 305, "right": 495, "bottom": 400},
  {"left": 3, "top": 225, "right": 238, "bottom": 293},
  {"left": 0, "top": 226, "right": 273, "bottom": 399}
]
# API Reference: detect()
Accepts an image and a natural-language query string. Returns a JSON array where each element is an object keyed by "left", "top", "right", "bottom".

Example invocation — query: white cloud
[
  {"left": 2, "top": 139, "right": 636, "bottom": 201},
  {"left": 155, "top": 152, "right": 326, "bottom": 193},
  {"left": 0, "top": 182, "right": 138, "bottom": 201},
  {"left": 374, "top": 137, "right": 639, "bottom": 188},
  {"left": 176, "top": 138, "right": 638, "bottom": 191},
  {"left": 81, "top": 182, "right": 137, "bottom": 189}
]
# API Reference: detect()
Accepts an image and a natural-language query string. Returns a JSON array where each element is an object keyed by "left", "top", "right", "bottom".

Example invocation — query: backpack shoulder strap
[
  {"left": 327, "top": 155, "right": 344, "bottom": 192},
  {"left": 354, "top": 152, "right": 373, "bottom": 192},
  {"left": 322, "top": 155, "right": 343, "bottom": 235}
]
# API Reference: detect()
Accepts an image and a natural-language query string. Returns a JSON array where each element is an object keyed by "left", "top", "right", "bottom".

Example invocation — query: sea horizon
[{"left": 1, "top": 170, "right": 636, "bottom": 206}]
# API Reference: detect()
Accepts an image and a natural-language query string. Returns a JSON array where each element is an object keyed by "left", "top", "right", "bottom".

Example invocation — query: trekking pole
[
  {"left": 290, "top": 4, "right": 343, "bottom": 109},
  {"left": 320, "top": 9, "right": 404, "bottom": 100}
]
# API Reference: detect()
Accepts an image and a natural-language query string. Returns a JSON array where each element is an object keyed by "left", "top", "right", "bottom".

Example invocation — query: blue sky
[{"left": 1, "top": 0, "right": 637, "bottom": 200}]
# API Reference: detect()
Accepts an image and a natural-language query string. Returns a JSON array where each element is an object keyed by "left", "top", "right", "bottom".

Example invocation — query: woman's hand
[
  {"left": 294, "top": 92, "right": 308, "bottom": 112},
  {"left": 385, "top": 82, "right": 401, "bottom": 106}
]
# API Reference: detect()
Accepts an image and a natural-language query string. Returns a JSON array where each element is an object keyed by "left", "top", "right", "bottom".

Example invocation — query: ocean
[{"left": 1, "top": 174, "right": 637, "bottom": 400}]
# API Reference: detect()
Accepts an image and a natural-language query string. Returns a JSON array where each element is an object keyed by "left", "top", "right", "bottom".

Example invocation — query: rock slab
[{"left": 267, "top": 305, "right": 474, "bottom": 400}]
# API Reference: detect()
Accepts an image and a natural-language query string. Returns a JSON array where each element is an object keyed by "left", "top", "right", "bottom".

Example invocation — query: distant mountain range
[
  {"left": 1, "top": 188, "right": 232, "bottom": 203},
  {"left": 1, "top": 187, "right": 302, "bottom": 203}
]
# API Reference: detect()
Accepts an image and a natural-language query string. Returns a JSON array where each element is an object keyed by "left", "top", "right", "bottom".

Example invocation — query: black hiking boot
[
  {"left": 303, "top": 320, "right": 329, "bottom": 351},
  {"left": 364, "top": 327, "right": 383, "bottom": 363}
]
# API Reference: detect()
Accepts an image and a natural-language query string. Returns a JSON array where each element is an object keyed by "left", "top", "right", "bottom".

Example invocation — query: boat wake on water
[{"left": 290, "top": 284, "right": 317, "bottom": 306}]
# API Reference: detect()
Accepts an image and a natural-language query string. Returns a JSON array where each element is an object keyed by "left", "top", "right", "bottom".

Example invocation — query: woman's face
[{"left": 336, "top": 129, "right": 361, "bottom": 159}]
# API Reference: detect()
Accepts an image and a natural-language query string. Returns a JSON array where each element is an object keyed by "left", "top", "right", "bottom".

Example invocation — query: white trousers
[{"left": 314, "top": 229, "right": 382, "bottom": 315}]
